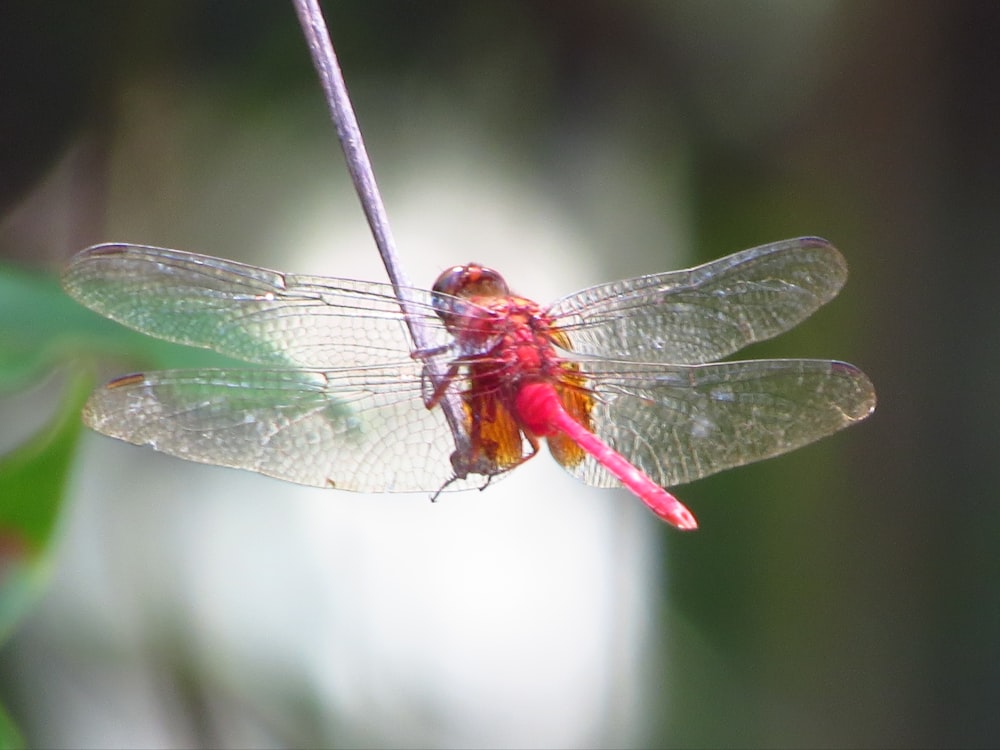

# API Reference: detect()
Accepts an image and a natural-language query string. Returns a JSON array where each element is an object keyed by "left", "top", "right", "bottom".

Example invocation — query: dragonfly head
[{"left": 431, "top": 263, "right": 510, "bottom": 330}]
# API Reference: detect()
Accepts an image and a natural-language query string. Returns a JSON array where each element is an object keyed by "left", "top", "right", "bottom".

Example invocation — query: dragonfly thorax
[{"left": 458, "top": 296, "right": 568, "bottom": 397}]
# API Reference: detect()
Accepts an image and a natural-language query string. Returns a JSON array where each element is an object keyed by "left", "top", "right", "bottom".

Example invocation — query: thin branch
[
  {"left": 290, "top": 0, "right": 471, "bottom": 462},
  {"left": 291, "top": 1, "right": 408, "bottom": 292}
]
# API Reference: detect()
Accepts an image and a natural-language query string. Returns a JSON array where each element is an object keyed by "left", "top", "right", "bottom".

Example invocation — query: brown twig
[{"left": 289, "top": 0, "right": 471, "bottom": 465}]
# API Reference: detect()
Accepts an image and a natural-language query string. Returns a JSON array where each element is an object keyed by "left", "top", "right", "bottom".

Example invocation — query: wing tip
[
  {"left": 62, "top": 243, "right": 140, "bottom": 297},
  {"left": 829, "top": 360, "right": 877, "bottom": 421}
]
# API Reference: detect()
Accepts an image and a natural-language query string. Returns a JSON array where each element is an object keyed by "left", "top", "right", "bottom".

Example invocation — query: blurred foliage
[
  {"left": 0, "top": 702, "right": 23, "bottom": 750},
  {"left": 0, "top": 371, "right": 88, "bottom": 643},
  {"left": 0, "top": 259, "right": 252, "bottom": 743},
  {"left": 0, "top": 263, "right": 247, "bottom": 390},
  {"left": 0, "top": 267, "right": 75, "bottom": 392}
]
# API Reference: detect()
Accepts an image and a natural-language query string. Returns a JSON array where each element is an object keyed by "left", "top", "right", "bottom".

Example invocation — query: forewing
[
  {"left": 547, "top": 237, "right": 847, "bottom": 364},
  {"left": 561, "top": 358, "right": 875, "bottom": 488},
  {"left": 82, "top": 364, "right": 485, "bottom": 492},
  {"left": 62, "top": 244, "right": 454, "bottom": 368}
]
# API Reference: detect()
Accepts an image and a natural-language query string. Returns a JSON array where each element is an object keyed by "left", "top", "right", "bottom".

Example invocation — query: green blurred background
[{"left": 0, "top": 1, "right": 997, "bottom": 747}]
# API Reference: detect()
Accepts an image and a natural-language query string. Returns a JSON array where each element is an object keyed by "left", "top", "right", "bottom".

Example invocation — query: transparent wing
[
  {"left": 82, "top": 364, "right": 491, "bottom": 492},
  {"left": 547, "top": 237, "right": 848, "bottom": 364},
  {"left": 62, "top": 244, "right": 458, "bottom": 369},
  {"left": 561, "top": 358, "right": 875, "bottom": 488}
]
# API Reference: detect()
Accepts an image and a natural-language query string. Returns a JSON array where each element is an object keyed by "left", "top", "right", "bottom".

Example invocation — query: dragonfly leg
[
  {"left": 411, "top": 342, "right": 453, "bottom": 360},
  {"left": 423, "top": 362, "right": 461, "bottom": 408}
]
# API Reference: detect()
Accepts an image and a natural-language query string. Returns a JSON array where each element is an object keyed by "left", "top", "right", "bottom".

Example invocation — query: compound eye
[
  {"left": 431, "top": 265, "right": 467, "bottom": 300},
  {"left": 431, "top": 264, "right": 509, "bottom": 322}
]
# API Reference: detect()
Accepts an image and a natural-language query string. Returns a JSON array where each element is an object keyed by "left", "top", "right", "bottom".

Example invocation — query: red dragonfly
[{"left": 62, "top": 237, "right": 875, "bottom": 530}]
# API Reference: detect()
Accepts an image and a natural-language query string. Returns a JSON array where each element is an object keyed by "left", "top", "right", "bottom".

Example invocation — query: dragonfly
[{"left": 62, "top": 236, "right": 875, "bottom": 530}]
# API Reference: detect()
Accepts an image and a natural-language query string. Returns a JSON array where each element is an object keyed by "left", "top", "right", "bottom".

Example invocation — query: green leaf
[
  {"left": 0, "top": 263, "right": 80, "bottom": 391},
  {"left": 0, "top": 700, "right": 24, "bottom": 750},
  {"left": 0, "top": 370, "right": 90, "bottom": 643},
  {"left": 0, "top": 262, "right": 246, "bottom": 395},
  {"left": 0, "top": 260, "right": 249, "bottom": 637}
]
